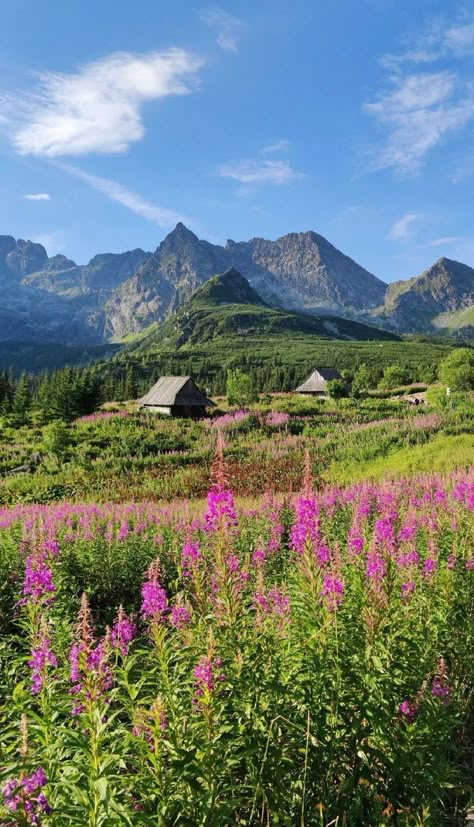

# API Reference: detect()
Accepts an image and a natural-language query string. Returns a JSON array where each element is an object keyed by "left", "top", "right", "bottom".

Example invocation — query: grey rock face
[{"left": 0, "top": 227, "right": 473, "bottom": 344}]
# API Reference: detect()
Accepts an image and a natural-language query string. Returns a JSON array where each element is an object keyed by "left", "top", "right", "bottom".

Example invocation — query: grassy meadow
[{"left": 0, "top": 388, "right": 473, "bottom": 825}]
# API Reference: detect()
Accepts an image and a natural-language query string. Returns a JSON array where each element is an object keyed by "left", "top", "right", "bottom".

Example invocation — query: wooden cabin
[
  {"left": 294, "top": 367, "right": 343, "bottom": 398},
  {"left": 138, "top": 376, "right": 215, "bottom": 417}
]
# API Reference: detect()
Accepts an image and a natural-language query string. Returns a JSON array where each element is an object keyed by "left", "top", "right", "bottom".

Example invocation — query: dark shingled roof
[
  {"left": 295, "top": 367, "right": 342, "bottom": 393},
  {"left": 139, "top": 376, "right": 215, "bottom": 408}
]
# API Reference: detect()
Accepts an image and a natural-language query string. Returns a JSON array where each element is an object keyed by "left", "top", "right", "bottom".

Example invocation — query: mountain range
[
  {"left": 128, "top": 267, "right": 398, "bottom": 356},
  {"left": 1, "top": 224, "right": 473, "bottom": 346}
]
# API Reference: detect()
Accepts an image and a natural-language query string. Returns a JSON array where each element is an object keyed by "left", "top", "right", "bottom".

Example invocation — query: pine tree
[
  {"left": 0, "top": 371, "right": 13, "bottom": 413},
  {"left": 12, "top": 374, "right": 32, "bottom": 423},
  {"left": 123, "top": 364, "right": 139, "bottom": 400}
]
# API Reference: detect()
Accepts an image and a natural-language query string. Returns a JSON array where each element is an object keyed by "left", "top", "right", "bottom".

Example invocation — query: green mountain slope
[
  {"left": 129, "top": 268, "right": 399, "bottom": 356},
  {"left": 372, "top": 258, "right": 474, "bottom": 336}
]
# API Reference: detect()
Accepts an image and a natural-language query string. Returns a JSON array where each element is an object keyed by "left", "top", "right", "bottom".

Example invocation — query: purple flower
[
  {"left": 111, "top": 608, "right": 136, "bottom": 657},
  {"left": 20, "top": 553, "right": 55, "bottom": 605},
  {"left": 321, "top": 575, "right": 344, "bottom": 610},
  {"left": 28, "top": 634, "right": 57, "bottom": 695},
  {"left": 141, "top": 563, "right": 168, "bottom": 621},
  {"left": 431, "top": 676, "right": 451, "bottom": 704},
  {"left": 193, "top": 655, "right": 224, "bottom": 699},
  {"left": 398, "top": 699, "right": 418, "bottom": 724},
  {"left": 290, "top": 495, "right": 320, "bottom": 555},
  {"left": 3, "top": 767, "right": 51, "bottom": 820},
  {"left": 423, "top": 558, "right": 437, "bottom": 576},
  {"left": 181, "top": 540, "right": 201, "bottom": 576},
  {"left": 252, "top": 547, "right": 266, "bottom": 566},
  {"left": 171, "top": 604, "right": 191, "bottom": 628},
  {"left": 401, "top": 580, "right": 416, "bottom": 599},
  {"left": 366, "top": 553, "right": 386, "bottom": 581},
  {"left": 204, "top": 488, "right": 237, "bottom": 533}
]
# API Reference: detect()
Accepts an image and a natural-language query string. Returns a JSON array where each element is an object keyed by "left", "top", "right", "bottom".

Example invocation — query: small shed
[
  {"left": 138, "top": 376, "right": 215, "bottom": 417},
  {"left": 294, "top": 367, "right": 343, "bottom": 398}
]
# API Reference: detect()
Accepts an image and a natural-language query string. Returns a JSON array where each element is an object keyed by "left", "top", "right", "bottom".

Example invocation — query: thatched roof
[
  {"left": 139, "top": 376, "right": 215, "bottom": 408},
  {"left": 295, "top": 367, "right": 342, "bottom": 394}
]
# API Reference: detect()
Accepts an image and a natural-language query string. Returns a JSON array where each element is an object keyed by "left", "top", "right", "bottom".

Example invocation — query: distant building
[
  {"left": 138, "top": 376, "right": 215, "bottom": 417},
  {"left": 294, "top": 367, "right": 343, "bottom": 398}
]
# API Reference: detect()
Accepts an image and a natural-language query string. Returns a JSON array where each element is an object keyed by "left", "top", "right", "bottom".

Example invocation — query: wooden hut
[
  {"left": 294, "top": 367, "right": 343, "bottom": 398},
  {"left": 138, "top": 376, "right": 215, "bottom": 417}
]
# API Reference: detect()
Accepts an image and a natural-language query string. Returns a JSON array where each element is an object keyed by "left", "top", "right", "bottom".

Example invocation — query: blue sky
[{"left": 0, "top": 0, "right": 473, "bottom": 282}]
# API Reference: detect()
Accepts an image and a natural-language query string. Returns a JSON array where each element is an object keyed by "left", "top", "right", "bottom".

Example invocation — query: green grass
[
  {"left": 328, "top": 432, "right": 474, "bottom": 484},
  {"left": 432, "top": 305, "right": 474, "bottom": 333}
]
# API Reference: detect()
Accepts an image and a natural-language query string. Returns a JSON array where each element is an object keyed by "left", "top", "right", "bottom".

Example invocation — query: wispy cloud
[
  {"left": 363, "top": 71, "right": 474, "bottom": 174},
  {"left": 22, "top": 192, "right": 50, "bottom": 201},
  {"left": 199, "top": 8, "right": 245, "bottom": 52},
  {"left": 1, "top": 49, "right": 204, "bottom": 157},
  {"left": 218, "top": 158, "right": 303, "bottom": 185},
  {"left": 381, "top": 16, "right": 474, "bottom": 69},
  {"left": 424, "top": 236, "right": 465, "bottom": 247},
  {"left": 364, "top": 14, "right": 474, "bottom": 174},
  {"left": 388, "top": 212, "right": 422, "bottom": 240},
  {"left": 58, "top": 163, "right": 191, "bottom": 228},
  {"left": 260, "top": 139, "right": 292, "bottom": 155}
]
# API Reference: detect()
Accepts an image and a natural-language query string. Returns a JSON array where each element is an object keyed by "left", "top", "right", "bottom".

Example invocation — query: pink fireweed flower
[
  {"left": 20, "top": 552, "right": 55, "bottom": 606},
  {"left": 253, "top": 586, "right": 291, "bottom": 626},
  {"left": 111, "top": 607, "right": 136, "bottom": 657},
  {"left": 252, "top": 547, "right": 266, "bottom": 566},
  {"left": 181, "top": 539, "right": 201, "bottom": 576},
  {"left": 193, "top": 655, "right": 224, "bottom": 699},
  {"left": 141, "top": 561, "right": 168, "bottom": 621},
  {"left": 396, "top": 550, "right": 420, "bottom": 568},
  {"left": 3, "top": 766, "right": 51, "bottom": 820},
  {"left": 366, "top": 552, "right": 386, "bottom": 581},
  {"left": 466, "top": 558, "right": 474, "bottom": 570},
  {"left": 181, "top": 540, "right": 201, "bottom": 577},
  {"left": 267, "top": 587, "right": 291, "bottom": 619},
  {"left": 432, "top": 658, "right": 451, "bottom": 705},
  {"left": 205, "top": 430, "right": 237, "bottom": 533},
  {"left": 401, "top": 581, "right": 416, "bottom": 599},
  {"left": 422, "top": 558, "right": 437, "bottom": 576},
  {"left": 348, "top": 526, "right": 364, "bottom": 556},
  {"left": 398, "top": 699, "right": 418, "bottom": 724},
  {"left": 69, "top": 594, "right": 112, "bottom": 714},
  {"left": 171, "top": 604, "right": 191, "bottom": 628},
  {"left": 29, "top": 630, "right": 57, "bottom": 695},
  {"left": 446, "top": 554, "right": 457, "bottom": 569},
  {"left": 205, "top": 488, "right": 237, "bottom": 533},
  {"left": 290, "top": 495, "right": 320, "bottom": 555},
  {"left": 321, "top": 575, "right": 344, "bottom": 610},
  {"left": 265, "top": 411, "right": 290, "bottom": 427},
  {"left": 431, "top": 676, "right": 451, "bottom": 704}
]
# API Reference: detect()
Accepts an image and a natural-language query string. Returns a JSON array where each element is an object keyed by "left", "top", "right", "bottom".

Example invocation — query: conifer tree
[{"left": 12, "top": 374, "right": 32, "bottom": 423}]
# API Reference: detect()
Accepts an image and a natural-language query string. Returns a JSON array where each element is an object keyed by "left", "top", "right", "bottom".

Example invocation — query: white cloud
[
  {"left": 381, "top": 16, "right": 474, "bottom": 69},
  {"left": 23, "top": 192, "right": 50, "bottom": 201},
  {"left": 260, "top": 139, "right": 292, "bottom": 155},
  {"left": 59, "top": 162, "right": 192, "bottom": 228},
  {"left": 424, "top": 236, "right": 464, "bottom": 247},
  {"left": 199, "top": 8, "right": 245, "bottom": 52},
  {"left": 218, "top": 158, "right": 303, "bottom": 186},
  {"left": 363, "top": 71, "right": 474, "bottom": 173},
  {"left": 388, "top": 212, "right": 422, "bottom": 240},
  {"left": 3, "top": 49, "right": 204, "bottom": 157}
]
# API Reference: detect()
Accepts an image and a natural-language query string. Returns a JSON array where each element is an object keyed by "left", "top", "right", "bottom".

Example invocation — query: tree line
[{"left": 1, "top": 348, "right": 473, "bottom": 424}]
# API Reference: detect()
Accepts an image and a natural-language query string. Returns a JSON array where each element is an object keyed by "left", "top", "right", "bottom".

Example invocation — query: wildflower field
[{"left": 0, "top": 414, "right": 473, "bottom": 825}]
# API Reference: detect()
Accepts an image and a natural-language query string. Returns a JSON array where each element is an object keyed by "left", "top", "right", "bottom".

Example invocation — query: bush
[{"left": 439, "top": 348, "right": 474, "bottom": 391}]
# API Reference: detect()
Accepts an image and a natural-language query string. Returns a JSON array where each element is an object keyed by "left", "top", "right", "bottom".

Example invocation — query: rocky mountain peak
[{"left": 192, "top": 268, "right": 268, "bottom": 308}]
